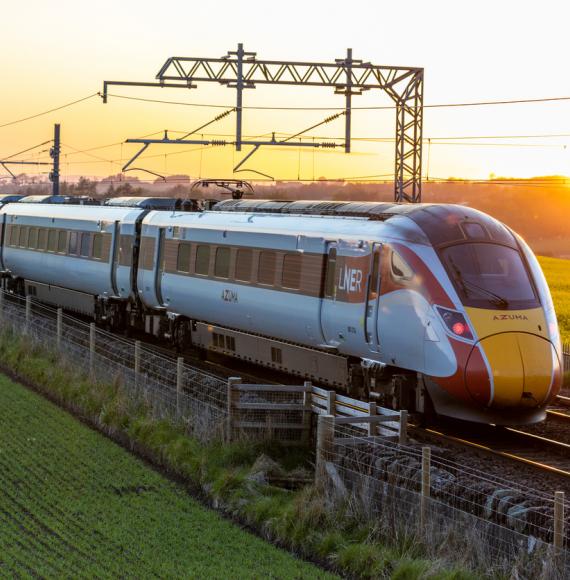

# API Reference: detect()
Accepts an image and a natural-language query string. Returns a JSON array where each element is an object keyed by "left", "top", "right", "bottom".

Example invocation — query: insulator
[
  {"left": 211, "top": 140, "right": 227, "bottom": 146},
  {"left": 324, "top": 112, "right": 343, "bottom": 123},
  {"left": 320, "top": 142, "right": 337, "bottom": 149}
]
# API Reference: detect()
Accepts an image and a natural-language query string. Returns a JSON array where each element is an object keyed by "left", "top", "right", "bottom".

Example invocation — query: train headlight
[{"left": 436, "top": 306, "right": 474, "bottom": 341}]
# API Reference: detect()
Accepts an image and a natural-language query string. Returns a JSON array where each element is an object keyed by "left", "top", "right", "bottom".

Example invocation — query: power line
[
  {"left": 105, "top": 92, "right": 570, "bottom": 111},
  {"left": 0, "top": 94, "right": 98, "bottom": 130},
  {"left": 0, "top": 140, "right": 52, "bottom": 161}
]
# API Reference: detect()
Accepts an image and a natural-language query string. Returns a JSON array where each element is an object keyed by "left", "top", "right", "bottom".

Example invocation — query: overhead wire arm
[
  {"left": 233, "top": 144, "right": 274, "bottom": 180},
  {"left": 177, "top": 108, "right": 236, "bottom": 141},
  {"left": 0, "top": 163, "right": 15, "bottom": 179},
  {"left": 123, "top": 167, "right": 166, "bottom": 181},
  {"left": 279, "top": 111, "right": 345, "bottom": 144},
  {"left": 121, "top": 143, "right": 150, "bottom": 172},
  {"left": 2, "top": 140, "right": 52, "bottom": 161}
]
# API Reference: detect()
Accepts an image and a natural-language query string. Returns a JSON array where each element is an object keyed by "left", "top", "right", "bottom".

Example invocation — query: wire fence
[
  {"left": 563, "top": 342, "right": 570, "bottom": 375},
  {"left": 0, "top": 292, "right": 229, "bottom": 441},
  {"left": 227, "top": 380, "right": 312, "bottom": 445},
  {"left": 1, "top": 291, "right": 568, "bottom": 576},
  {"left": 316, "top": 419, "right": 569, "bottom": 577}
]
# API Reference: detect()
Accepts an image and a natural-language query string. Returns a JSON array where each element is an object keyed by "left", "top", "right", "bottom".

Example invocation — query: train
[{"left": 0, "top": 197, "right": 562, "bottom": 425}]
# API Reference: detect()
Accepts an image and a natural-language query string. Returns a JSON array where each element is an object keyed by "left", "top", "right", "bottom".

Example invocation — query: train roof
[
  {"left": 210, "top": 200, "right": 516, "bottom": 248},
  {"left": 0, "top": 203, "right": 144, "bottom": 223},
  {"left": 104, "top": 196, "right": 178, "bottom": 209},
  {"left": 18, "top": 195, "right": 99, "bottom": 205},
  {"left": 0, "top": 194, "right": 24, "bottom": 204}
]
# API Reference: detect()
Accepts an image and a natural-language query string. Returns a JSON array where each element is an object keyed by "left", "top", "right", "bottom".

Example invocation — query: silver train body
[{"left": 0, "top": 201, "right": 562, "bottom": 425}]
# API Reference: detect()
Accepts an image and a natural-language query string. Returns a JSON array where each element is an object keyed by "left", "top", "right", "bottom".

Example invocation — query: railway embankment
[
  {"left": 0, "top": 304, "right": 474, "bottom": 579},
  {"left": 0, "top": 295, "right": 568, "bottom": 578}
]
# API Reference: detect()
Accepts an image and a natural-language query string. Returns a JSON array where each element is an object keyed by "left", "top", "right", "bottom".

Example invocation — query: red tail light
[
  {"left": 436, "top": 306, "right": 474, "bottom": 341},
  {"left": 452, "top": 322, "right": 466, "bottom": 336}
]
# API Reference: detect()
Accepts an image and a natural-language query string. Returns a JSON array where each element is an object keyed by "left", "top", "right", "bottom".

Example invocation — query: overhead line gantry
[{"left": 102, "top": 44, "right": 424, "bottom": 202}]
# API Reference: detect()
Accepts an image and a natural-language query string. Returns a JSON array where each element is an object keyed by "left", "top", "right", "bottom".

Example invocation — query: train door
[
  {"left": 0, "top": 213, "right": 6, "bottom": 272},
  {"left": 364, "top": 243, "right": 381, "bottom": 353},
  {"left": 110, "top": 221, "right": 120, "bottom": 296},
  {"left": 319, "top": 242, "right": 338, "bottom": 345},
  {"left": 154, "top": 228, "right": 166, "bottom": 306}
]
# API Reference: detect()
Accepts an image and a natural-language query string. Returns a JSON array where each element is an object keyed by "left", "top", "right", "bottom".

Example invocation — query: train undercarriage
[{"left": 3, "top": 276, "right": 429, "bottom": 417}]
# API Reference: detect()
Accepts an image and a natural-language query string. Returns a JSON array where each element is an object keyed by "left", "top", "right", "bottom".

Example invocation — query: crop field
[
  {"left": 0, "top": 374, "right": 333, "bottom": 579},
  {"left": 538, "top": 255, "right": 570, "bottom": 342}
]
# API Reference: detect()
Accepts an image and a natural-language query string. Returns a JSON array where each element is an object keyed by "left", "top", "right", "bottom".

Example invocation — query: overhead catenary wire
[
  {"left": 0, "top": 140, "right": 52, "bottom": 161},
  {"left": 0, "top": 93, "right": 98, "bottom": 129},
  {"left": 104, "top": 92, "right": 570, "bottom": 111}
]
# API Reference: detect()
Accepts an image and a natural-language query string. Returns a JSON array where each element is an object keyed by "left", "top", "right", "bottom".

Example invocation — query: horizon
[{"left": 1, "top": 0, "right": 570, "bottom": 184}]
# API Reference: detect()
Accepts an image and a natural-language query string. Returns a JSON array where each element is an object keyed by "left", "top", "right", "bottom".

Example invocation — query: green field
[
  {"left": 0, "top": 374, "right": 333, "bottom": 579},
  {"left": 538, "top": 255, "right": 570, "bottom": 343}
]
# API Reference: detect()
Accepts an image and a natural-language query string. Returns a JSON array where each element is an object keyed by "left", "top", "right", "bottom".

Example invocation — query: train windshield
[{"left": 442, "top": 243, "right": 539, "bottom": 309}]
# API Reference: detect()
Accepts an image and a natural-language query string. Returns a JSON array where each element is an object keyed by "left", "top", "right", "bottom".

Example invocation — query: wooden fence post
[
  {"left": 554, "top": 491, "right": 565, "bottom": 551},
  {"left": 89, "top": 323, "right": 95, "bottom": 378},
  {"left": 134, "top": 340, "right": 141, "bottom": 388},
  {"left": 56, "top": 308, "right": 62, "bottom": 351},
  {"left": 226, "top": 377, "right": 241, "bottom": 442},
  {"left": 399, "top": 410, "right": 408, "bottom": 445},
  {"left": 25, "top": 295, "right": 31, "bottom": 332},
  {"left": 326, "top": 390, "right": 336, "bottom": 416},
  {"left": 176, "top": 357, "right": 184, "bottom": 419},
  {"left": 368, "top": 401, "right": 377, "bottom": 436},
  {"left": 0, "top": 290, "right": 4, "bottom": 324},
  {"left": 316, "top": 414, "right": 335, "bottom": 484},
  {"left": 421, "top": 446, "right": 431, "bottom": 527},
  {"left": 302, "top": 381, "right": 313, "bottom": 444}
]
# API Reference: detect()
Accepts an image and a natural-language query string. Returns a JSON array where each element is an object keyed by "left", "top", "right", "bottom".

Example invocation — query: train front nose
[{"left": 465, "top": 333, "right": 559, "bottom": 408}]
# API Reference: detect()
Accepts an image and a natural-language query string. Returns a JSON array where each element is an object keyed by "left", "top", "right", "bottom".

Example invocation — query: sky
[{"left": 1, "top": 0, "right": 570, "bottom": 183}]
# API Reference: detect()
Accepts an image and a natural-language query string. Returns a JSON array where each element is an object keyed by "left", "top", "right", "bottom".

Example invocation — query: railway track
[
  {"left": 546, "top": 394, "right": 570, "bottom": 423},
  {"left": 16, "top": 294, "right": 570, "bottom": 481},
  {"left": 422, "top": 423, "right": 570, "bottom": 478}
]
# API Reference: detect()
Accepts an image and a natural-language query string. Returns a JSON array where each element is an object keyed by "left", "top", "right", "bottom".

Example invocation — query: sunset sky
[{"left": 1, "top": 0, "right": 570, "bottom": 183}]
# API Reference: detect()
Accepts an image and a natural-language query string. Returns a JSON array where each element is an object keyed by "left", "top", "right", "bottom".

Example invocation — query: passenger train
[{"left": 0, "top": 198, "right": 562, "bottom": 425}]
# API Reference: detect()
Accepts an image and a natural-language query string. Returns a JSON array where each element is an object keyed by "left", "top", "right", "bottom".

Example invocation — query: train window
[
  {"left": 19, "top": 226, "right": 28, "bottom": 248},
  {"left": 282, "top": 253, "right": 302, "bottom": 290},
  {"left": 258, "top": 252, "right": 277, "bottom": 286},
  {"left": 47, "top": 230, "right": 57, "bottom": 252},
  {"left": 195, "top": 245, "right": 210, "bottom": 275},
  {"left": 225, "top": 336, "right": 236, "bottom": 351},
  {"left": 368, "top": 251, "right": 381, "bottom": 300},
  {"left": 80, "top": 233, "right": 91, "bottom": 257},
  {"left": 442, "top": 243, "right": 538, "bottom": 308},
  {"left": 214, "top": 247, "right": 231, "bottom": 278},
  {"left": 235, "top": 249, "right": 253, "bottom": 282},
  {"left": 37, "top": 229, "right": 47, "bottom": 251},
  {"left": 271, "top": 347, "right": 282, "bottom": 364},
  {"left": 391, "top": 251, "right": 413, "bottom": 281},
  {"left": 9, "top": 225, "right": 17, "bottom": 246},
  {"left": 28, "top": 228, "right": 38, "bottom": 249},
  {"left": 176, "top": 243, "right": 191, "bottom": 273},
  {"left": 68, "top": 231, "right": 78, "bottom": 255},
  {"left": 57, "top": 231, "right": 67, "bottom": 253},
  {"left": 324, "top": 248, "right": 337, "bottom": 298},
  {"left": 92, "top": 234, "right": 103, "bottom": 259},
  {"left": 462, "top": 222, "right": 486, "bottom": 239}
]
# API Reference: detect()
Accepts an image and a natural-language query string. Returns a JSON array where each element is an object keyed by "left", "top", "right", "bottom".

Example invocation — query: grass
[
  {"left": 0, "top": 330, "right": 476, "bottom": 579},
  {"left": 537, "top": 255, "right": 570, "bottom": 343},
  {"left": 0, "top": 373, "right": 332, "bottom": 579}
]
